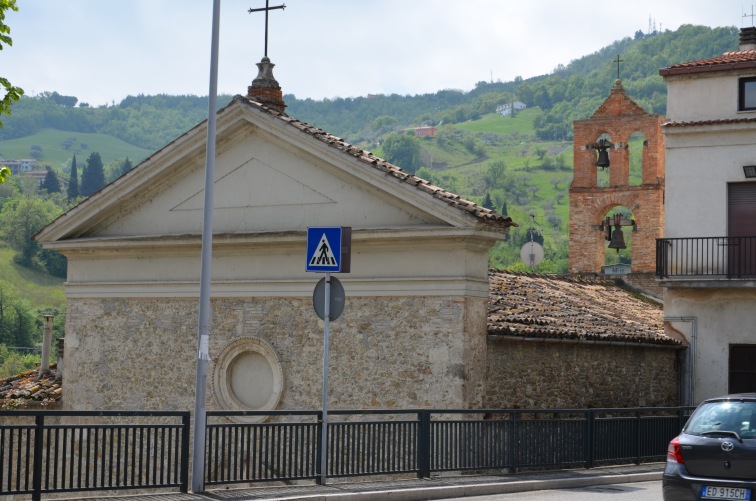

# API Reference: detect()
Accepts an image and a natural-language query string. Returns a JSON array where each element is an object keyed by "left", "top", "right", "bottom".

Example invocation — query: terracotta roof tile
[
  {"left": 663, "top": 116, "right": 756, "bottom": 128},
  {"left": 236, "top": 95, "right": 516, "bottom": 232},
  {"left": 660, "top": 49, "right": 756, "bottom": 76},
  {"left": 488, "top": 271, "right": 679, "bottom": 346},
  {"left": 0, "top": 366, "right": 61, "bottom": 408}
]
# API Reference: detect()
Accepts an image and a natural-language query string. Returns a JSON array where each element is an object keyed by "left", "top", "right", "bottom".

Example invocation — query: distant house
[
  {"left": 413, "top": 126, "right": 437, "bottom": 137},
  {"left": 0, "top": 159, "right": 37, "bottom": 175},
  {"left": 657, "top": 26, "right": 756, "bottom": 403},
  {"left": 496, "top": 101, "right": 526, "bottom": 116},
  {"left": 26, "top": 170, "right": 49, "bottom": 184}
]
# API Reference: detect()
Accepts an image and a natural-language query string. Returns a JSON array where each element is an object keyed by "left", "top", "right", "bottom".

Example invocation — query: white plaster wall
[
  {"left": 60, "top": 233, "right": 494, "bottom": 299},
  {"left": 665, "top": 73, "right": 755, "bottom": 122},
  {"left": 664, "top": 126, "right": 756, "bottom": 238},
  {"left": 665, "top": 287, "right": 756, "bottom": 403}
]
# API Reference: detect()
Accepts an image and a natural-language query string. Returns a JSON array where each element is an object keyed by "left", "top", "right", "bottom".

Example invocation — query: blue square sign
[{"left": 307, "top": 227, "right": 350, "bottom": 273}]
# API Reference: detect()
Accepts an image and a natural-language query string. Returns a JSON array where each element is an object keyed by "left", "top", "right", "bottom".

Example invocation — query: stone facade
[
  {"left": 63, "top": 295, "right": 489, "bottom": 412},
  {"left": 485, "top": 338, "right": 680, "bottom": 409},
  {"left": 569, "top": 80, "right": 665, "bottom": 274}
]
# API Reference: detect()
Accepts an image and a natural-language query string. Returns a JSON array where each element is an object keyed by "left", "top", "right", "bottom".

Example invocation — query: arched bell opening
[
  {"left": 595, "top": 133, "right": 612, "bottom": 187},
  {"left": 601, "top": 205, "right": 636, "bottom": 274},
  {"left": 628, "top": 131, "right": 646, "bottom": 187}
]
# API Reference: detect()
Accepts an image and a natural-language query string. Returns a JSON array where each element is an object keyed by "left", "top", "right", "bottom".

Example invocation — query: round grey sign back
[{"left": 313, "top": 276, "right": 346, "bottom": 321}]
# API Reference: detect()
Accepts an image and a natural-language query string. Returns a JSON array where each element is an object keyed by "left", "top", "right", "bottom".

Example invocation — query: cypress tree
[
  {"left": 482, "top": 192, "right": 494, "bottom": 210},
  {"left": 67, "top": 155, "right": 79, "bottom": 201},
  {"left": 80, "top": 152, "right": 105, "bottom": 197},
  {"left": 41, "top": 166, "right": 61, "bottom": 194}
]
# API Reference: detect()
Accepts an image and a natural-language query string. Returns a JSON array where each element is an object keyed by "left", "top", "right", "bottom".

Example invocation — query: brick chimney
[
  {"left": 740, "top": 26, "right": 756, "bottom": 50},
  {"left": 248, "top": 57, "right": 286, "bottom": 113}
]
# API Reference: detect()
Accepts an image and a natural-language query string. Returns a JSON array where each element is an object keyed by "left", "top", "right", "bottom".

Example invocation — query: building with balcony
[{"left": 658, "top": 27, "right": 756, "bottom": 404}]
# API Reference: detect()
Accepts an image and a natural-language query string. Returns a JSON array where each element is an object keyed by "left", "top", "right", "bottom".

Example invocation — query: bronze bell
[
  {"left": 595, "top": 138, "right": 612, "bottom": 168},
  {"left": 608, "top": 226, "right": 626, "bottom": 252},
  {"left": 596, "top": 148, "right": 610, "bottom": 168}
]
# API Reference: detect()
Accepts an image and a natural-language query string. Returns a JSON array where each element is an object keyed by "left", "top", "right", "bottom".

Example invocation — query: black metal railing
[
  {"left": 1, "top": 407, "right": 693, "bottom": 497},
  {"left": 0, "top": 410, "right": 190, "bottom": 500},
  {"left": 656, "top": 236, "right": 756, "bottom": 278},
  {"left": 205, "top": 407, "right": 694, "bottom": 486}
]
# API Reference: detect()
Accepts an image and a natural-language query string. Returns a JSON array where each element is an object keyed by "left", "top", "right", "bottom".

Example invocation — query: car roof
[{"left": 703, "top": 393, "right": 756, "bottom": 403}]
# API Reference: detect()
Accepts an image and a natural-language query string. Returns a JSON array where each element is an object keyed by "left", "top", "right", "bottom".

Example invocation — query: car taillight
[{"left": 667, "top": 437, "right": 685, "bottom": 463}]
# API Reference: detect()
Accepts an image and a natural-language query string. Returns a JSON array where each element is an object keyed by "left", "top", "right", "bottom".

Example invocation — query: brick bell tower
[{"left": 569, "top": 79, "right": 665, "bottom": 273}]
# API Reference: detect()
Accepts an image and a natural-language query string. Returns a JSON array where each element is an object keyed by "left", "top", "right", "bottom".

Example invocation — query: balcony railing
[{"left": 656, "top": 236, "right": 756, "bottom": 278}]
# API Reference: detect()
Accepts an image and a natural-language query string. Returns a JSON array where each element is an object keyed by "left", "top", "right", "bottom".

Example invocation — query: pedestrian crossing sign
[{"left": 306, "top": 227, "right": 351, "bottom": 273}]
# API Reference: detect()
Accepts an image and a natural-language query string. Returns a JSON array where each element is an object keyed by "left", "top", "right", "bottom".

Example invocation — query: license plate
[{"left": 702, "top": 486, "right": 751, "bottom": 500}]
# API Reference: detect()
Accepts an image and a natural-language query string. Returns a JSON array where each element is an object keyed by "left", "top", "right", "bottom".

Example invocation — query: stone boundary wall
[{"left": 485, "top": 337, "right": 681, "bottom": 409}]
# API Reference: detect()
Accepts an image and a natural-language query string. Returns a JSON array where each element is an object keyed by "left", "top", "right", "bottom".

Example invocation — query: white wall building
[
  {"left": 658, "top": 27, "right": 756, "bottom": 404},
  {"left": 496, "top": 101, "right": 526, "bottom": 116}
]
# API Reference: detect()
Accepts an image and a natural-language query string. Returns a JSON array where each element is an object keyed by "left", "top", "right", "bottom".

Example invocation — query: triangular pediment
[
  {"left": 172, "top": 157, "right": 336, "bottom": 211},
  {"left": 36, "top": 98, "right": 506, "bottom": 244}
]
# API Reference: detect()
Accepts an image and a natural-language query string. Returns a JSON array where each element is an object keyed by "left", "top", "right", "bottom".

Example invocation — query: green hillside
[
  {"left": 0, "top": 244, "right": 65, "bottom": 308},
  {"left": 0, "top": 24, "right": 739, "bottom": 276},
  {"left": 0, "top": 128, "right": 152, "bottom": 170}
]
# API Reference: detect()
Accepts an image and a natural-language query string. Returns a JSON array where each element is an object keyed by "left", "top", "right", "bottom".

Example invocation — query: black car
[{"left": 663, "top": 393, "right": 756, "bottom": 501}]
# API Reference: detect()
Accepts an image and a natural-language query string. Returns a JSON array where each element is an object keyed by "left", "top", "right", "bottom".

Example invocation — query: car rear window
[{"left": 686, "top": 401, "right": 756, "bottom": 439}]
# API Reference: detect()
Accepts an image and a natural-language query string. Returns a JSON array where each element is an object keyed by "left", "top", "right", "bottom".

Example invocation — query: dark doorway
[
  {"left": 729, "top": 344, "right": 756, "bottom": 393},
  {"left": 727, "top": 183, "right": 756, "bottom": 277}
]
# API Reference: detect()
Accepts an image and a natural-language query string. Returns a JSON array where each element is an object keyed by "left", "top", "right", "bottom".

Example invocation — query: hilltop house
[
  {"left": 658, "top": 27, "right": 756, "bottom": 403},
  {"left": 496, "top": 101, "right": 526, "bottom": 116}
]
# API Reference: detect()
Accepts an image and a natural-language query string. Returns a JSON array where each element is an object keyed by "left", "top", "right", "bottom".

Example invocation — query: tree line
[{"left": 0, "top": 25, "right": 739, "bottom": 152}]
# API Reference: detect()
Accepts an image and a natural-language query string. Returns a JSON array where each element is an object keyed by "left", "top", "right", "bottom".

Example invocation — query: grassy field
[
  {"left": 0, "top": 129, "right": 153, "bottom": 171},
  {"left": 0, "top": 245, "right": 65, "bottom": 309},
  {"left": 455, "top": 109, "right": 539, "bottom": 137}
]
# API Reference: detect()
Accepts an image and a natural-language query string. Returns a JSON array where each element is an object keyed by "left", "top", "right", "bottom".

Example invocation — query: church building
[{"left": 35, "top": 57, "right": 515, "bottom": 414}]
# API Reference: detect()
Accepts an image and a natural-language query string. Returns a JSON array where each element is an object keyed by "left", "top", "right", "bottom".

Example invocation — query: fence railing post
[
  {"left": 315, "top": 411, "right": 324, "bottom": 485},
  {"left": 180, "top": 412, "right": 190, "bottom": 493},
  {"left": 585, "top": 410, "right": 594, "bottom": 469},
  {"left": 508, "top": 412, "right": 516, "bottom": 473},
  {"left": 635, "top": 409, "right": 642, "bottom": 465},
  {"left": 32, "top": 414, "right": 44, "bottom": 501},
  {"left": 417, "top": 410, "right": 431, "bottom": 478}
]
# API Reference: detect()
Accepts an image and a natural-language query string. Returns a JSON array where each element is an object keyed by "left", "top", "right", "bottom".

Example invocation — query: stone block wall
[
  {"left": 484, "top": 338, "right": 680, "bottom": 409},
  {"left": 62, "top": 295, "right": 488, "bottom": 412}
]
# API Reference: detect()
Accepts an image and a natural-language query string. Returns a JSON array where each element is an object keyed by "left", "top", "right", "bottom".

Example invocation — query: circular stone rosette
[{"left": 212, "top": 337, "right": 284, "bottom": 423}]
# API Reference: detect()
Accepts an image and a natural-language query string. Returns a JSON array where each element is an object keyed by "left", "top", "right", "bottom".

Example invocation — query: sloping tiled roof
[
  {"left": 663, "top": 116, "right": 756, "bottom": 128},
  {"left": 0, "top": 366, "right": 61, "bottom": 408},
  {"left": 233, "top": 95, "right": 515, "bottom": 232},
  {"left": 488, "top": 271, "right": 679, "bottom": 346},
  {"left": 660, "top": 49, "right": 756, "bottom": 76}
]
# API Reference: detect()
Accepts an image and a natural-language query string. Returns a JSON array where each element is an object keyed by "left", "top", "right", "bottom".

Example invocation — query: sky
[{"left": 2, "top": 0, "right": 753, "bottom": 107}]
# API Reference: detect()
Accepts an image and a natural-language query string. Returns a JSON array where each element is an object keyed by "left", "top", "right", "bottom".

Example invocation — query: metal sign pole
[
  {"left": 320, "top": 272, "right": 331, "bottom": 485},
  {"left": 192, "top": 0, "right": 221, "bottom": 493}
]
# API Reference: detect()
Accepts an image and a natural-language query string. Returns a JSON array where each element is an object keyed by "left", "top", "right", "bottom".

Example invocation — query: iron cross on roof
[
  {"left": 614, "top": 54, "right": 623, "bottom": 80},
  {"left": 248, "top": 0, "right": 286, "bottom": 58}
]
